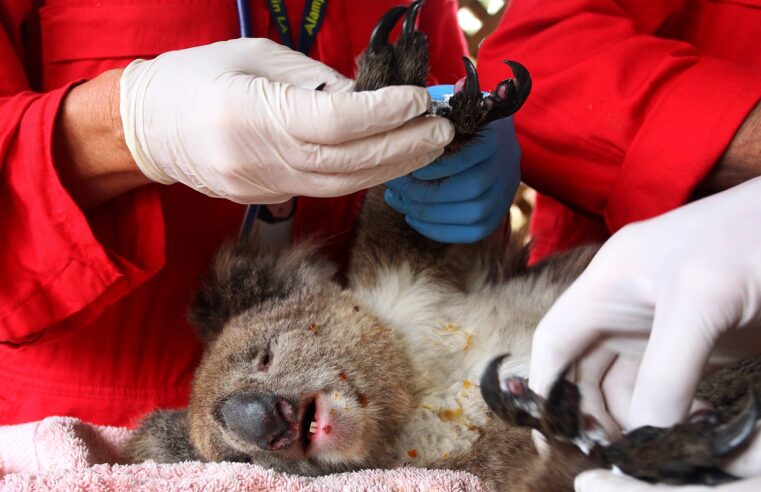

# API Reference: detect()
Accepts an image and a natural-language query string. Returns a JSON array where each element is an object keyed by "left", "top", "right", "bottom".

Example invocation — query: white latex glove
[
  {"left": 529, "top": 177, "right": 761, "bottom": 474},
  {"left": 576, "top": 469, "right": 761, "bottom": 492},
  {"left": 120, "top": 38, "right": 454, "bottom": 204}
]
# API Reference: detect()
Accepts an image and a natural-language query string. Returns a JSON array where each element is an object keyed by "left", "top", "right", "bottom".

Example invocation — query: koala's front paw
[
  {"left": 480, "top": 354, "right": 761, "bottom": 486},
  {"left": 437, "top": 58, "right": 531, "bottom": 152}
]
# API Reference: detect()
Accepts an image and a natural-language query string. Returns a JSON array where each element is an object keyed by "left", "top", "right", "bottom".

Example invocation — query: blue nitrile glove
[{"left": 384, "top": 85, "right": 521, "bottom": 244}]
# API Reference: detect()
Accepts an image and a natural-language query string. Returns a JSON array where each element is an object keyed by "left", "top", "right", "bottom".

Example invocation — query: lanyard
[{"left": 265, "top": 0, "right": 329, "bottom": 55}]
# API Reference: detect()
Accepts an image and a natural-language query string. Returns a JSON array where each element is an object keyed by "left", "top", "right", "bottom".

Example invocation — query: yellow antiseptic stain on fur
[
  {"left": 437, "top": 407, "right": 463, "bottom": 422},
  {"left": 462, "top": 380, "right": 473, "bottom": 390},
  {"left": 462, "top": 334, "right": 474, "bottom": 352},
  {"left": 432, "top": 323, "right": 475, "bottom": 353}
]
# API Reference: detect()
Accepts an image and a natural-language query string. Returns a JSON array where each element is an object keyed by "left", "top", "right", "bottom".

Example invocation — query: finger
[
  {"left": 575, "top": 348, "right": 622, "bottom": 439},
  {"left": 723, "top": 421, "right": 761, "bottom": 478},
  {"left": 404, "top": 204, "right": 506, "bottom": 244},
  {"left": 529, "top": 278, "right": 606, "bottom": 398},
  {"left": 627, "top": 290, "right": 718, "bottom": 429},
  {"left": 575, "top": 469, "right": 711, "bottom": 492},
  {"left": 385, "top": 151, "right": 502, "bottom": 203},
  {"left": 232, "top": 38, "right": 353, "bottom": 92},
  {"left": 290, "top": 116, "right": 453, "bottom": 174},
  {"left": 532, "top": 429, "right": 550, "bottom": 459},
  {"left": 410, "top": 127, "right": 497, "bottom": 180},
  {"left": 600, "top": 355, "right": 640, "bottom": 430},
  {"left": 278, "top": 83, "right": 440, "bottom": 145},
  {"left": 384, "top": 174, "right": 507, "bottom": 226},
  {"left": 717, "top": 477, "right": 761, "bottom": 492},
  {"left": 287, "top": 149, "right": 444, "bottom": 198}
]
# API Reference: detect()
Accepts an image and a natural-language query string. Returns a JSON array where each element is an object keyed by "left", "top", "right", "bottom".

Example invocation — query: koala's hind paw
[
  {"left": 480, "top": 356, "right": 609, "bottom": 454},
  {"left": 480, "top": 354, "right": 761, "bottom": 486},
  {"left": 604, "top": 394, "right": 760, "bottom": 485}
]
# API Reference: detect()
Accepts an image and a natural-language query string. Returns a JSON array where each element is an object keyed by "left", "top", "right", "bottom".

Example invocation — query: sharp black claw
[
  {"left": 402, "top": 0, "right": 425, "bottom": 34},
  {"left": 480, "top": 354, "right": 545, "bottom": 429},
  {"left": 480, "top": 354, "right": 510, "bottom": 420},
  {"left": 369, "top": 5, "right": 408, "bottom": 51},
  {"left": 713, "top": 392, "right": 759, "bottom": 457},
  {"left": 503, "top": 60, "right": 532, "bottom": 109},
  {"left": 462, "top": 57, "right": 481, "bottom": 98},
  {"left": 544, "top": 364, "right": 583, "bottom": 439}
]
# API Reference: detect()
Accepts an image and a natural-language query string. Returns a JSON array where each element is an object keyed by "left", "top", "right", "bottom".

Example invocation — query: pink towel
[{"left": 0, "top": 417, "right": 485, "bottom": 491}]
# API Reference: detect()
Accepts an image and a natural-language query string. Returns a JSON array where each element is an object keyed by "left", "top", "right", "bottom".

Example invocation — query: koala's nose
[{"left": 220, "top": 393, "right": 298, "bottom": 451}]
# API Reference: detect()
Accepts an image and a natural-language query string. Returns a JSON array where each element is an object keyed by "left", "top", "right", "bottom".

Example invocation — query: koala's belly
[{"left": 354, "top": 266, "right": 540, "bottom": 466}]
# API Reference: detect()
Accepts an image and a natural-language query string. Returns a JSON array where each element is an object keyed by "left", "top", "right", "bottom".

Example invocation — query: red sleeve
[
  {"left": 420, "top": 0, "right": 468, "bottom": 85},
  {"left": 478, "top": 0, "right": 761, "bottom": 232},
  {"left": 0, "top": 27, "right": 165, "bottom": 346}
]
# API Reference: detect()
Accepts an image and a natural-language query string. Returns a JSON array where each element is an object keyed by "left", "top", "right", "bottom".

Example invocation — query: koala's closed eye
[
  {"left": 256, "top": 349, "right": 272, "bottom": 372},
  {"left": 230, "top": 346, "right": 274, "bottom": 371}
]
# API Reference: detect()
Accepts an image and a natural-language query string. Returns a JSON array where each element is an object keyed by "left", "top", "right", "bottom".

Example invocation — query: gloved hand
[
  {"left": 576, "top": 469, "right": 761, "bottom": 492},
  {"left": 529, "top": 177, "right": 761, "bottom": 478},
  {"left": 119, "top": 38, "right": 454, "bottom": 204},
  {"left": 383, "top": 85, "right": 521, "bottom": 244}
]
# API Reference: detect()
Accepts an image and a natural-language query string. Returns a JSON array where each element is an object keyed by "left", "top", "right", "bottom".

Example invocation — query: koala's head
[{"left": 186, "top": 242, "right": 416, "bottom": 475}]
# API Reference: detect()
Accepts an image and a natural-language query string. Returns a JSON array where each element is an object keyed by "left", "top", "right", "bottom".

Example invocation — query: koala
[{"left": 125, "top": 2, "right": 761, "bottom": 490}]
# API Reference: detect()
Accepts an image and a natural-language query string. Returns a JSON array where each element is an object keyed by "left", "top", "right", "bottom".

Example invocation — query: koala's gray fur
[
  {"left": 123, "top": 181, "right": 588, "bottom": 487},
  {"left": 125, "top": 188, "right": 761, "bottom": 491}
]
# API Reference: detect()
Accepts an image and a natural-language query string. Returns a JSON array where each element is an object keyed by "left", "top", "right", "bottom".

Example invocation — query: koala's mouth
[
  {"left": 298, "top": 397, "right": 318, "bottom": 451},
  {"left": 297, "top": 392, "right": 348, "bottom": 457}
]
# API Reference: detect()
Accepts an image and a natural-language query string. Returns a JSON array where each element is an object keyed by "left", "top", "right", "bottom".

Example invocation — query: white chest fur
[{"left": 353, "top": 264, "right": 556, "bottom": 466}]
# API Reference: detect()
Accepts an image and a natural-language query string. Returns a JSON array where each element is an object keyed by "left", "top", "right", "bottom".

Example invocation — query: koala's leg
[
  {"left": 480, "top": 355, "right": 761, "bottom": 486},
  {"left": 349, "top": 2, "right": 538, "bottom": 290},
  {"left": 124, "top": 410, "right": 200, "bottom": 464}
]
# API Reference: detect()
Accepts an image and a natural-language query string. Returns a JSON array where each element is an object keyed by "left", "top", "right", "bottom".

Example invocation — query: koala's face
[{"left": 185, "top": 245, "right": 415, "bottom": 475}]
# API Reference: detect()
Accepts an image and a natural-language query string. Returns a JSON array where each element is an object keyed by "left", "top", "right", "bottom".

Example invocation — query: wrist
[
  {"left": 697, "top": 100, "right": 761, "bottom": 196},
  {"left": 54, "top": 68, "right": 151, "bottom": 209}
]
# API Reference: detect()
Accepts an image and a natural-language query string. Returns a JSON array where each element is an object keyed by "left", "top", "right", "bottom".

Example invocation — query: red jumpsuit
[
  {"left": 478, "top": 0, "right": 761, "bottom": 263},
  {"left": 0, "top": 0, "right": 467, "bottom": 426}
]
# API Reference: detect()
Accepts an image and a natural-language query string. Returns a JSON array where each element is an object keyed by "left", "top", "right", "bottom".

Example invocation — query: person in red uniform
[
  {"left": 478, "top": 2, "right": 761, "bottom": 490},
  {"left": 0, "top": 0, "right": 490, "bottom": 428},
  {"left": 478, "top": 0, "right": 761, "bottom": 264}
]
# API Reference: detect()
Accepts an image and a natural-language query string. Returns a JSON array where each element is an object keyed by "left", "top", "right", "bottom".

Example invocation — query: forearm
[
  {"left": 53, "top": 69, "right": 150, "bottom": 209},
  {"left": 696, "top": 100, "right": 761, "bottom": 196}
]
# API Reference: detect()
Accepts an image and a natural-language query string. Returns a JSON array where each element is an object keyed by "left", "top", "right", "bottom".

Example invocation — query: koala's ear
[{"left": 189, "top": 242, "right": 337, "bottom": 344}]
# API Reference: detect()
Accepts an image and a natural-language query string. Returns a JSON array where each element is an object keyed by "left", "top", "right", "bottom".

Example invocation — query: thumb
[
  {"left": 575, "top": 470, "right": 656, "bottom": 492},
  {"left": 232, "top": 38, "right": 353, "bottom": 92},
  {"left": 529, "top": 275, "right": 606, "bottom": 398}
]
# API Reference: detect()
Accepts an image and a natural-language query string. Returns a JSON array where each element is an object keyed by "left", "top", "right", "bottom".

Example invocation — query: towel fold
[{"left": 0, "top": 417, "right": 485, "bottom": 491}]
